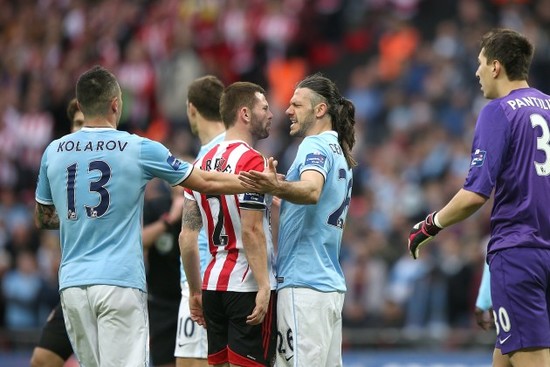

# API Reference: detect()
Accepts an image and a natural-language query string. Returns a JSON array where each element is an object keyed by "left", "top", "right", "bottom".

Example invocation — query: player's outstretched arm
[
  {"left": 239, "top": 157, "right": 324, "bottom": 204},
  {"left": 239, "top": 157, "right": 279, "bottom": 194},
  {"left": 408, "top": 189, "right": 488, "bottom": 259},
  {"left": 181, "top": 168, "right": 246, "bottom": 195}
]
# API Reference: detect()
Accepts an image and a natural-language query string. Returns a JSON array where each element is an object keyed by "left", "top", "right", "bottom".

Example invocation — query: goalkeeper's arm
[{"left": 408, "top": 189, "right": 488, "bottom": 259}]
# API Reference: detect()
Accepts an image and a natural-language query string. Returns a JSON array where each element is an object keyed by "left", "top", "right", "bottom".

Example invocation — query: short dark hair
[
  {"left": 220, "top": 82, "right": 266, "bottom": 129},
  {"left": 480, "top": 28, "right": 534, "bottom": 81},
  {"left": 187, "top": 75, "right": 224, "bottom": 121},
  {"left": 76, "top": 65, "right": 120, "bottom": 117}
]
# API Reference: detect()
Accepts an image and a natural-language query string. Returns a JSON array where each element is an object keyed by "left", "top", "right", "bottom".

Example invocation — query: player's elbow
[
  {"left": 241, "top": 225, "right": 264, "bottom": 244},
  {"left": 303, "top": 189, "right": 321, "bottom": 204},
  {"left": 197, "top": 180, "right": 221, "bottom": 195},
  {"left": 34, "top": 216, "right": 42, "bottom": 229},
  {"left": 178, "top": 231, "right": 196, "bottom": 253},
  {"left": 178, "top": 231, "right": 186, "bottom": 250},
  {"left": 460, "top": 189, "right": 488, "bottom": 210},
  {"left": 30, "top": 350, "right": 46, "bottom": 367},
  {"left": 33, "top": 212, "right": 47, "bottom": 229}
]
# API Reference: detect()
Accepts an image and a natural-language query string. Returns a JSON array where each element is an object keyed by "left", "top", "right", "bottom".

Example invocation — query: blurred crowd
[{"left": 1, "top": 0, "right": 550, "bottom": 349}]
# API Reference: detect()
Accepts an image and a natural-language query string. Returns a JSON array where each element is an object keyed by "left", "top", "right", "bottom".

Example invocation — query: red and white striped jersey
[{"left": 185, "top": 140, "right": 277, "bottom": 292}]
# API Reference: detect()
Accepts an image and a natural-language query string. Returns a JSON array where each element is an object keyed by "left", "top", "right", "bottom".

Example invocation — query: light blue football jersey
[
  {"left": 35, "top": 127, "right": 193, "bottom": 292},
  {"left": 276, "top": 131, "right": 352, "bottom": 292},
  {"left": 179, "top": 132, "right": 226, "bottom": 284}
]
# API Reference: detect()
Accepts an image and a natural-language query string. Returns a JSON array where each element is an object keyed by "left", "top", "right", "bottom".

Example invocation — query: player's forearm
[
  {"left": 242, "top": 231, "right": 270, "bottom": 289},
  {"left": 271, "top": 180, "right": 321, "bottom": 205},
  {"left": 188, "top": 170, "right": 245, "bottom": 195},
  {"left": 179, "top": 231, "right": 203, "bottom": 293},
  {"left": 436, "top": 189, "right": 487, "bottom": 227},
  {"left": 34, "top": 203, "right": 60, "bottom": 229}
]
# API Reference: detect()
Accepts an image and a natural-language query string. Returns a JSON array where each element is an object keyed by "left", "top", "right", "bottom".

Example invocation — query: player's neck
[
  {"left": 499, "top": 80, "right": 530, "bottom": 98},
  {"left": 224, "top": 128, "right": 254, "bottom": 146},
  {"left": 199, "top": 120, "right": 225, "bottom": 145},
  {"left": 306, "top": 119, "right": 333, "bottom": 137},
  {"left": 82, "top": 117, "right": 116, "bottom": 129},
  {"left": 82, "top": 115, "right": 117, "bottom": 129},
  {"left": 83, "top": 125, "right": 114, "bottom": 128}
]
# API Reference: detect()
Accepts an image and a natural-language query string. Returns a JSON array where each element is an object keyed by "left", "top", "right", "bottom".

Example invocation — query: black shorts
[
  {"left": 148, "top": 295, "right": 180, "bottom": 365},
  {"left": 203, "top": 290, "right": 277, "bottom": 367},
  {"left": 36, "top": 304, "right": 73, "bottom": 360}
]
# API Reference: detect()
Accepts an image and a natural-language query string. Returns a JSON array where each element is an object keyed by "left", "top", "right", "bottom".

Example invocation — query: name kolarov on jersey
[
  {"left": 506, "top": 96, "right": 550, "bottom": 110},
  {"left": 56, "top": 140, "right": 129, "bottom": 152}
]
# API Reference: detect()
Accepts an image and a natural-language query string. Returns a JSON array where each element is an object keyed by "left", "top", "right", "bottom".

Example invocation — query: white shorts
[
  {"left": 60, "top": 285, "right": 149, "bottom": 367},
  {"left": 276, "top": 287, "right": 345, "bottom": 367},
  {"left": 174, "top": 281, "right": 208, "bottom": 359}
]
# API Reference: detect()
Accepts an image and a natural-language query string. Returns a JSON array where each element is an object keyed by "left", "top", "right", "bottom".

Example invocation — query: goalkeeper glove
[{"left": 408, "top": 211, "right": 442, "bottom": 259}]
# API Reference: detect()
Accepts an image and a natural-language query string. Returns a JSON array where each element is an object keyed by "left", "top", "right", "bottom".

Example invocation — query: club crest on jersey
[
  {"left": 203, "top": 157, "right": 232, "bottom": 173},
  {"left": 215, "top": 157, "right": 227, "bottom": 171},
  {"left": 305, "top": 152, "right": 326, "bottom": 167},
  {"left": 167, "top": 154, "right": 182, "bottom": 170},
  {"left": 471, "top": 149, "right": 486, "bottom": 167}
]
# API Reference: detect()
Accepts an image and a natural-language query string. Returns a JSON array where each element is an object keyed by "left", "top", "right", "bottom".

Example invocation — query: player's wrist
[
  {"left": 257, "top": 283, "right": 271, "bottom": 291},
  {"left": 272, "top": 180, "right": 288, "bottom": 198},
  {"left": 433, "top": 212, "right": 444, "bottom": 229},
  {"left": 424, "top": 211, "right": 443, "bottom": 236}
]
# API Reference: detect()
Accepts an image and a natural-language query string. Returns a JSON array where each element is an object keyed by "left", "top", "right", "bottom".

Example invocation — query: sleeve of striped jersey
[
  {"left": 184, "top": 188, "right": 195, "bottom": 201},
  {"left": 238, "top": 152, "right": 267, "bottom": 210},
  {"left": 237, "top": 151, "right": 266, "bottom": 173}
]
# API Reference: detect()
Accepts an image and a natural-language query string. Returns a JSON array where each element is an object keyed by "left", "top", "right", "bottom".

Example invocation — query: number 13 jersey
[{"left": 35, "top": 127, "right": 193, "bottom": 292}]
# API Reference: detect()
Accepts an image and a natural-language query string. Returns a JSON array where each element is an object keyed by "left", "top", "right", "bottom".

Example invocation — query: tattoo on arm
[
  {"left": 181, "top": 198, "right": 203, "bottom": 231},
  {"left": 35, "top": 203, "right": 60, "bottom": 229}
]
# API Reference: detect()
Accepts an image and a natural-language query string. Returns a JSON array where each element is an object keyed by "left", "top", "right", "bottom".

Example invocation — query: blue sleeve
[
  {"left": 140, "top": 138, "right": 193, "bottom": 186},
  {"left": 35, "top": 145, "right": 53, "bottom": 205},
  {"left": 298, "top": 136, "right": 332, "bottom": 179},
  {"left": 475, "top": 262, "right": 492, "bottom": 310}
]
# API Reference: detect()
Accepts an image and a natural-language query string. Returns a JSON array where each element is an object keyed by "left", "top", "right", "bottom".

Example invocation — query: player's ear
[
  {"left": 112, "top": 97, "right": 120, "bottom": 113},
  {"left": 492, "top": 60, "right": 501, "bottom": 77},
  {"left": 187, "top": 101, "right": 196, "bottom": 116},
  {"left": 241, "top": 106, "right": 250, "bottom": 123},
  {"left": 315, "top": 101, "right": 328, "bottom": 118}
]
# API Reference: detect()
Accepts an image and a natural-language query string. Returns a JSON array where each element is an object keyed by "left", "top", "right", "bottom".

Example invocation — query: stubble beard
[
  {"left": 291, "top": 115, "right": 314, "bottom": 138},
  {"left": 250, "top": 116, "right": 269, "bottom": 140}
]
